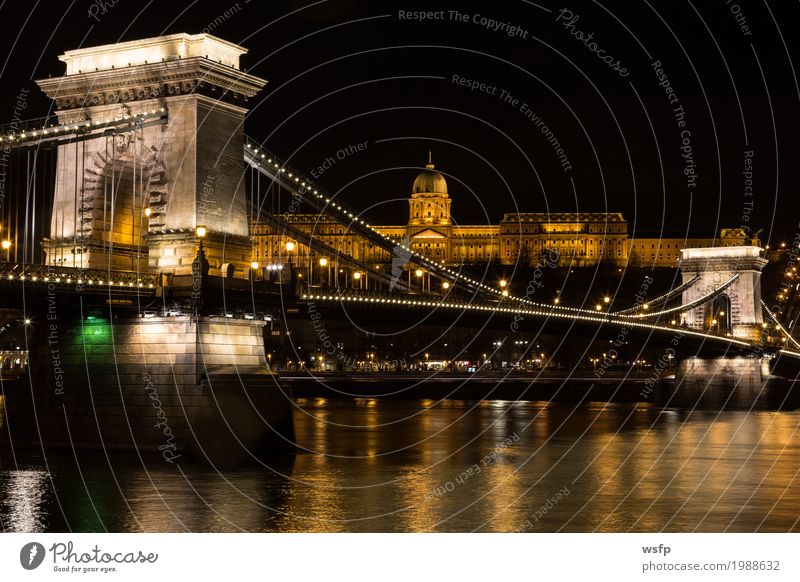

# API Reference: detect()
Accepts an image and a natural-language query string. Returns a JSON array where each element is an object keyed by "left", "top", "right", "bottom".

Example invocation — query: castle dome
[{"left": 412, "top": 152, "right": 448, "bottom": 196}]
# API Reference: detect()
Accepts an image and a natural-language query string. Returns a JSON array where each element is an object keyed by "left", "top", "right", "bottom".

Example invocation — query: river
[{"left": 1, "top": 397, "right": 799, "bottom": 532}]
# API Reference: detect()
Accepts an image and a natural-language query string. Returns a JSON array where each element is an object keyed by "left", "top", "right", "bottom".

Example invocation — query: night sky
[{"left": 0, "top": 0, "right": 798, "bottom": 242}]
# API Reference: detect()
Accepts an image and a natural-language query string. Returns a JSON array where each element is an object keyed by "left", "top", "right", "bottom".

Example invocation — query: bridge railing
[{"left": 0, "top": 262, "right": 159, "bottom": 289}]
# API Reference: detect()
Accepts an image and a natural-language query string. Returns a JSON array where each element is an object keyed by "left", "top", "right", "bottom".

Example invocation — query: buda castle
[{"left": 251, "top": 154, "right": 753, "bottom": 270}]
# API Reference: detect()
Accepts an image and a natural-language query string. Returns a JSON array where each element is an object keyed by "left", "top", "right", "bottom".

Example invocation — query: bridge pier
[
  {"left": 2, "top": 310, "right": 294, "bottom": 464},
  {"left": 664, "top": 356, "right": 797, "bottom": 409}
]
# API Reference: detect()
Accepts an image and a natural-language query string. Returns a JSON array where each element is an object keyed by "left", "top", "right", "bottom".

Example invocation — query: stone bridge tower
[
  {"left": 37, "top": 33, "right": 266, "bottom": 277},
  {"left": 680, "top": 245, "right": 768, "bottom": 340}
]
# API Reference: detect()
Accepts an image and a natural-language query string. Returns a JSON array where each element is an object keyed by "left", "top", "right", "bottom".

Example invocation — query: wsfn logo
[{"left": 20, "top": 542, "right": 46, "bottom": 570}]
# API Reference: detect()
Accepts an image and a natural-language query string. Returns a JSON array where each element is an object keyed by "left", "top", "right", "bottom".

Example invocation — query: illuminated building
[{"left": 251, "top": 155, "right": 757, "bottom": 270}]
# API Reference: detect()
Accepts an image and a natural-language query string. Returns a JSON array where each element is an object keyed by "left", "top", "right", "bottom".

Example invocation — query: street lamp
[
  {"left": 595, "top": 304, "right": 602, "bottom": 311},
  {"left": 319, "top": 257, "right": 329, "bottom": 285},
  {"left": 1, "top": 239, "right": 10, "bottom": 261},
  {"left": 603, "top": 296, "right": 610, "bottom": 304},
  {"left": 499, "top": 279, "right": 507, "bottom": 288},
  {"left": 285, "top": 241, "right": 295, "bottom": 265},
  {"left": 144, "top": 207, "right": 152, "bottom": 217}
]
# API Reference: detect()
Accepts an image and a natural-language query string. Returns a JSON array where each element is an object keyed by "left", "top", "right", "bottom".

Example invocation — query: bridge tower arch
[
  {"left": 679, "top": 245, "right": 767, "bottom": 340},
  {"left": 36, "top": 33, "right": 266, "bottom": 277}
]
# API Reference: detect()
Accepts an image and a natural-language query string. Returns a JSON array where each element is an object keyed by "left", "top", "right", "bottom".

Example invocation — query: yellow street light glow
[
  {"left": 251, "top": 261, "right": 259, "bottom": 270},
  {"left": 603, "top": 296, "right": 610, "bottom": 304},
  {"left": 1, "top": 240, "right": 10, "bottom": 250},
  {"left": 502, "top": 290, "right": 509, "bottom": 297},
  {"left": 595, "top": 304, "right": 602, "bottom": 311},
  {"left": 319, "top": 258, "right": 328, "bottom": 267},
  {"left": 415, "top": 269, "right": 424, "bottom": 278},
  {"left": 442, "top": 282, "right": 450, "bottom": 289},
  {"left": 195, "top": 225, "right": 207, "bottom": 238},
  {"left": 353, "top": 271, "right": 361, "bottom": 280},
  {"left": 285, "top": 241, "right": 295, "bottom": 252},
  {"left": 499, "top": 279, "right": 507, "bottom": 288},
  {"left": 144, "top": 207, "right": 151, "bottom": 217}
]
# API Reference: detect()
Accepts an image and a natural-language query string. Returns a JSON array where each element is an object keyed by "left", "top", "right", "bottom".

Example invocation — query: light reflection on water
[{"left": 1, "top": 399, "right": 799, "bottom": 532}]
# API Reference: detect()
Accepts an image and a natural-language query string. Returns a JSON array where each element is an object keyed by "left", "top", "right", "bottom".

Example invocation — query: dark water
[{"left": 1, "top": 396, "right": 799, "bottom": 532}]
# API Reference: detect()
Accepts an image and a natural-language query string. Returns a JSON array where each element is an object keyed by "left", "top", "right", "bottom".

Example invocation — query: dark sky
[{"left": 1, "top": 0, "right": 798, "bottom": 243}]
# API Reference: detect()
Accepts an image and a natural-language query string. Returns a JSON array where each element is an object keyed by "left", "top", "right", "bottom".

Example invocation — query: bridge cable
[
  {"left": 762, "top": 299, "right": 800, "bottom": 351},
  {"left": 628, "top": 274, "right": 740, "bottom": 320},
  {"left": 611, "top": 275, "right": 701, "bottom": 315}
]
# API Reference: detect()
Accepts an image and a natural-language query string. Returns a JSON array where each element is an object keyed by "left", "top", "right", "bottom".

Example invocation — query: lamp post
[
  {"left": 319, "top": 257, "right": 328, "bottom": 286},
  {"left": 1, "top": 240, "right": 10, "bottom": 262},
  {"left": 353, "top": 270, "right": 362, "bottom": 289},
  {"left": 195, "top": 225, "right": 207, "bottom": 251},
  {"left": 285, "top": 241, "right": 295, "bottom": 265}
]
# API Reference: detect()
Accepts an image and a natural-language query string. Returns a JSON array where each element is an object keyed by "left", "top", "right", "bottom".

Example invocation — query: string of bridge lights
[
  {"left": 0, "top": 108, "right": 166, "bottom": 145},
  {"left": 612, "top": 275, "right": 701, "bottom": 315},
  {"left": 627, "top": 274, "right": 739, "bottom": 320},
  {"left": 761, "top": 299, "right": 800, "bottom": 350},
  {"left": 300, "top": 292, "right": 753, "bottom": 348},
  {"left": 3, "top": 272, "right": 154, "bottom": 287}
]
